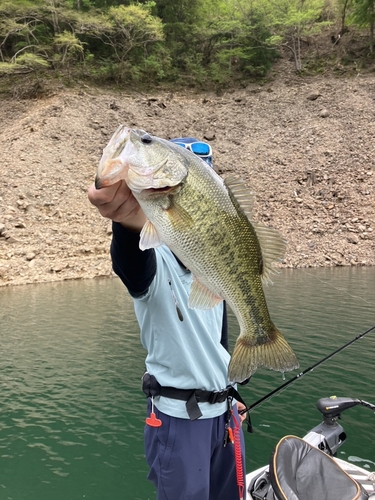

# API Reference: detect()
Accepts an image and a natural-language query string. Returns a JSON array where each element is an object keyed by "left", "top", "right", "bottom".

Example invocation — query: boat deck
[
  {"left": 335, "top": 458, "right": 375, "bottom": 496},
  {"left": 246, "top": 458, "right": 375, "bottom": 499}
]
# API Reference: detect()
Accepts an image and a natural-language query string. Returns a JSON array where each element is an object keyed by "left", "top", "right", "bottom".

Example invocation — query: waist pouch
[{"left": 142, "top": 372, "right": 245, "bottom": 421}]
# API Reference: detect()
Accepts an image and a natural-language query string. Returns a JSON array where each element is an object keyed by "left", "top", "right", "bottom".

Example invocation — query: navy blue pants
[{"left": 144, "top": 401, "right": 246, "bottom": 500}]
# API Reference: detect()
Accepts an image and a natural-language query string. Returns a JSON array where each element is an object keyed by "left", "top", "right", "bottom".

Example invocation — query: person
[{"left": 88, "top": 136, "right": 247, "bottom": 500}]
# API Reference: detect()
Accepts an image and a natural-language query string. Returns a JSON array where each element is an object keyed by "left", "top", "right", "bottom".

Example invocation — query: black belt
[{"left": 142, "top": 372, "right": 246, "bottom": 420}]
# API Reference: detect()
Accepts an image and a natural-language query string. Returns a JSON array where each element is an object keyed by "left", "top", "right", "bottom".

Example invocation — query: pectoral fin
[
  {"left": 188, "top": 276, "right": 223, "bottom": 309},
  {"left": 139, "top": 220, "right": 163, "bottom": 250},
  {"left": 166, "top": 198, "right": 195, "bottom": 230}
]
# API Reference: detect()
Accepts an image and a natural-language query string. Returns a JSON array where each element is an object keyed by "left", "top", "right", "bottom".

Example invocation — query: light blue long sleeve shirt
[{"left": 134, "top": 246, "right": 231, "bottom": 419}]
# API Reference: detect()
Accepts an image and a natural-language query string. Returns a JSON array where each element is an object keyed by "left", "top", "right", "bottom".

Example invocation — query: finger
[
  {"left": 110, "top": 190, "right": 141, "bottom": 223},
  {"left": 88, "top": 180, "right": 124, "bottom": 207}
]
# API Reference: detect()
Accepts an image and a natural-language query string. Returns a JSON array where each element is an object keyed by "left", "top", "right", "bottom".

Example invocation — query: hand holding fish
[{"left": 88, "top": 179, "right": 146, "bottom": 231}]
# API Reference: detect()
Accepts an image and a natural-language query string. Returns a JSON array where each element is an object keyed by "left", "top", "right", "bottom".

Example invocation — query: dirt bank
[{"left": 0, "top": 71, "right": 374, "bottom": 287}]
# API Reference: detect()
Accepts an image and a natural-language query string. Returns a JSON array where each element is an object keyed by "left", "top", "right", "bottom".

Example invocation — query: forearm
[{"left": 111, "top": 222, "right": 156, "bottom": 297}]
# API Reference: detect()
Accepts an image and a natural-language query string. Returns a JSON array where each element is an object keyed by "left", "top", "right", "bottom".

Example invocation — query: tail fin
[{"left": 228, "top": 324, "right": 299, "bottom": 384}]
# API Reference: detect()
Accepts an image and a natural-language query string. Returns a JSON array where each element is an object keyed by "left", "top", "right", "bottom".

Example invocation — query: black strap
[
  {"left": 186, "top": 391, "right": 203, "bottom": 420},
  {"left": 142, "top": 373, "right": 247, "bottom": 420}
]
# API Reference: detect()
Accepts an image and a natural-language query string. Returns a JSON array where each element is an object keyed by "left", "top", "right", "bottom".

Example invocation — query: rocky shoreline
[{"left": 0, "top": 73, "right": 374, "bottom": 287}]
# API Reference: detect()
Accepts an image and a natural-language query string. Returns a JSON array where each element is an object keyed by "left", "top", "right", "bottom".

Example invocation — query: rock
[
  {"left": 51, "top": 265, "right": 63, "bottom": 273},
  {"left": 307, "top": 92, "right": 321, "bottom": 101},
  {"left": 4, "top": 236, "right": 18, "bottom": 243},
  {"left": 320, "top": 109, "right": 329, "bottom": 118},
  {"left": 347, "top": 234, "right": 359, "bottom": 244},
  {"left": 0, "top": 266, "right": 9, "bottom": 278},
  {"left": 203, "top": 131, "right": 216, "bottom": 141},
  {"left": 109, "top": 101, "right": 119, "bottom": 111}
]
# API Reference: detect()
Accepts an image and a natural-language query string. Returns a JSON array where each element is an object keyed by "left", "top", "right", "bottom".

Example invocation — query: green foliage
[
  {"left": 350, "top": 0, "right": 375, "bottom": 27},
  {"left": 349, "top": 0, "right": 375, "bottom": 52},
  {"left": 260, "top": 0, "right": 328, "bottom": 39},
  {"left": 16, "top": 52, "right": 49, "bottom": 69},
  {"left": 106, "top": 3, "right": 164, "bottom": 60},
  {"left": 154, "top": 0, "right": 208, "bottom": 25},
  {"left": 0, "top": 53, "right": 48, "bottom": 79},
  {"left": 65, "top": 0, "right": 92, "bottom": 11},
  {"left": 0, "top": 61, "right": 24, "bottom": 74},
  {"left": 256, "top": 0, "right": 330, "bottom": 71},
  {"left": 139, "top": 49, "right": 172, "bottom": 82},
  {"left": 0, "top": 0, "right": 373, "bottom": 90},
  {"left": 180, "top": 52, "right": 208, "bottom": 85},
  {"left": 198, "top": 4, "right": 279, "bottom": 84},
  {"left": 53, "top": 30, "right": 85, "bottom": 65}
]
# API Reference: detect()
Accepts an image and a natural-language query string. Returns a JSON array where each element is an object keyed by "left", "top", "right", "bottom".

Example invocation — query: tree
[
  {"left": 0, "top": 2, "right": 44, "bottom": 61},
  {"left": 78, "top": 4, "right": 163, "bottom": 61},
  {"left": 336, "top": 0, "right": 352, "bottom": 37},
  {"left": 350, "top": 0, "right": 375, "bottom": 52},
  {"left": 154, "top": 0, "right": 206, "bottom": 24},
  {"left": 53, "top": 30, "right": 84, "bottom": 65},
  {"left": 259, "top": 0, "right": 329, "bottom": 71},
  {"left": 75, "top": 3, "right": 165, "bottom": 81},
  {"left": 14, "top": 51, "right": 49, "bottom": 69},
  {"left": 107, "top": 3, "right": 163, "bottom": 59}
]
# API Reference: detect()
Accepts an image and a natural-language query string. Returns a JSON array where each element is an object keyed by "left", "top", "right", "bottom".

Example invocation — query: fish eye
[{"left": 141, "top": 134, "right": 152, "bottom": 144}]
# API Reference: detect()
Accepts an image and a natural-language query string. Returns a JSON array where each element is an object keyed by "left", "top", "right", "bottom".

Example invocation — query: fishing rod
[{"left": 239, "top": 324, "right": 375, "bottom": 417}]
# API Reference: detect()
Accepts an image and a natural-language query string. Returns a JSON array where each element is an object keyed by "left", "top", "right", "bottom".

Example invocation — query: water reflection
[{"left": 0, "top": 268, "right": 374, "bottom": 499}]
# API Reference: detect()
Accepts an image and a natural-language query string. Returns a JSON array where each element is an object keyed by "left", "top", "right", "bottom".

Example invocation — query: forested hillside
[{"left": 1, "top": 0, "right": 375, "bottom": 92}]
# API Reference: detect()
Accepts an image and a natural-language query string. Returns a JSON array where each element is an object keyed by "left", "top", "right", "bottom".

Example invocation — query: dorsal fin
[
  {"left": 224, "top": 175, "right": 254, "bottom": 219},
  {"left": 224, "top": 175, "right": 286, "bottom": 285}
]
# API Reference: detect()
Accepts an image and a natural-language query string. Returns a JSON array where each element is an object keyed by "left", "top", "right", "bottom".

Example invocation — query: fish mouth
[
  {"left": 95, "top": 174, "right": 108, "bottom": 189},
  {"left": 95, "top": 160, "right": 126, "bottom": 189},
  {"left": 95, "top": 126, "right": 132, "bottom": 189}
]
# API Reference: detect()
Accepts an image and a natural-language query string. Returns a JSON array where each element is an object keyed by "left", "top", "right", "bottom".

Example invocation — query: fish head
[{"left": 95, "top": 126, "right": 189, "bottom": 198}]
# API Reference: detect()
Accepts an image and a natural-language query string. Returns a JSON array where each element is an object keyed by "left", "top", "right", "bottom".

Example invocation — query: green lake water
[{"left": 1, "top": 267, "right": 374, "bottom": 499}]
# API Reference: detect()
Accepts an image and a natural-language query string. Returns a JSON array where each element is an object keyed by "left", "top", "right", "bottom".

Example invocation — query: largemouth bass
[{"left": 95, "top": 126, "right": 299, "bottom": 383}]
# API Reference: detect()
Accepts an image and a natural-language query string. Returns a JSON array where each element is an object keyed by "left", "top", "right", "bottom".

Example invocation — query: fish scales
[{"left": 95, "top": 127, "right": 299, "bottom": 382}]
